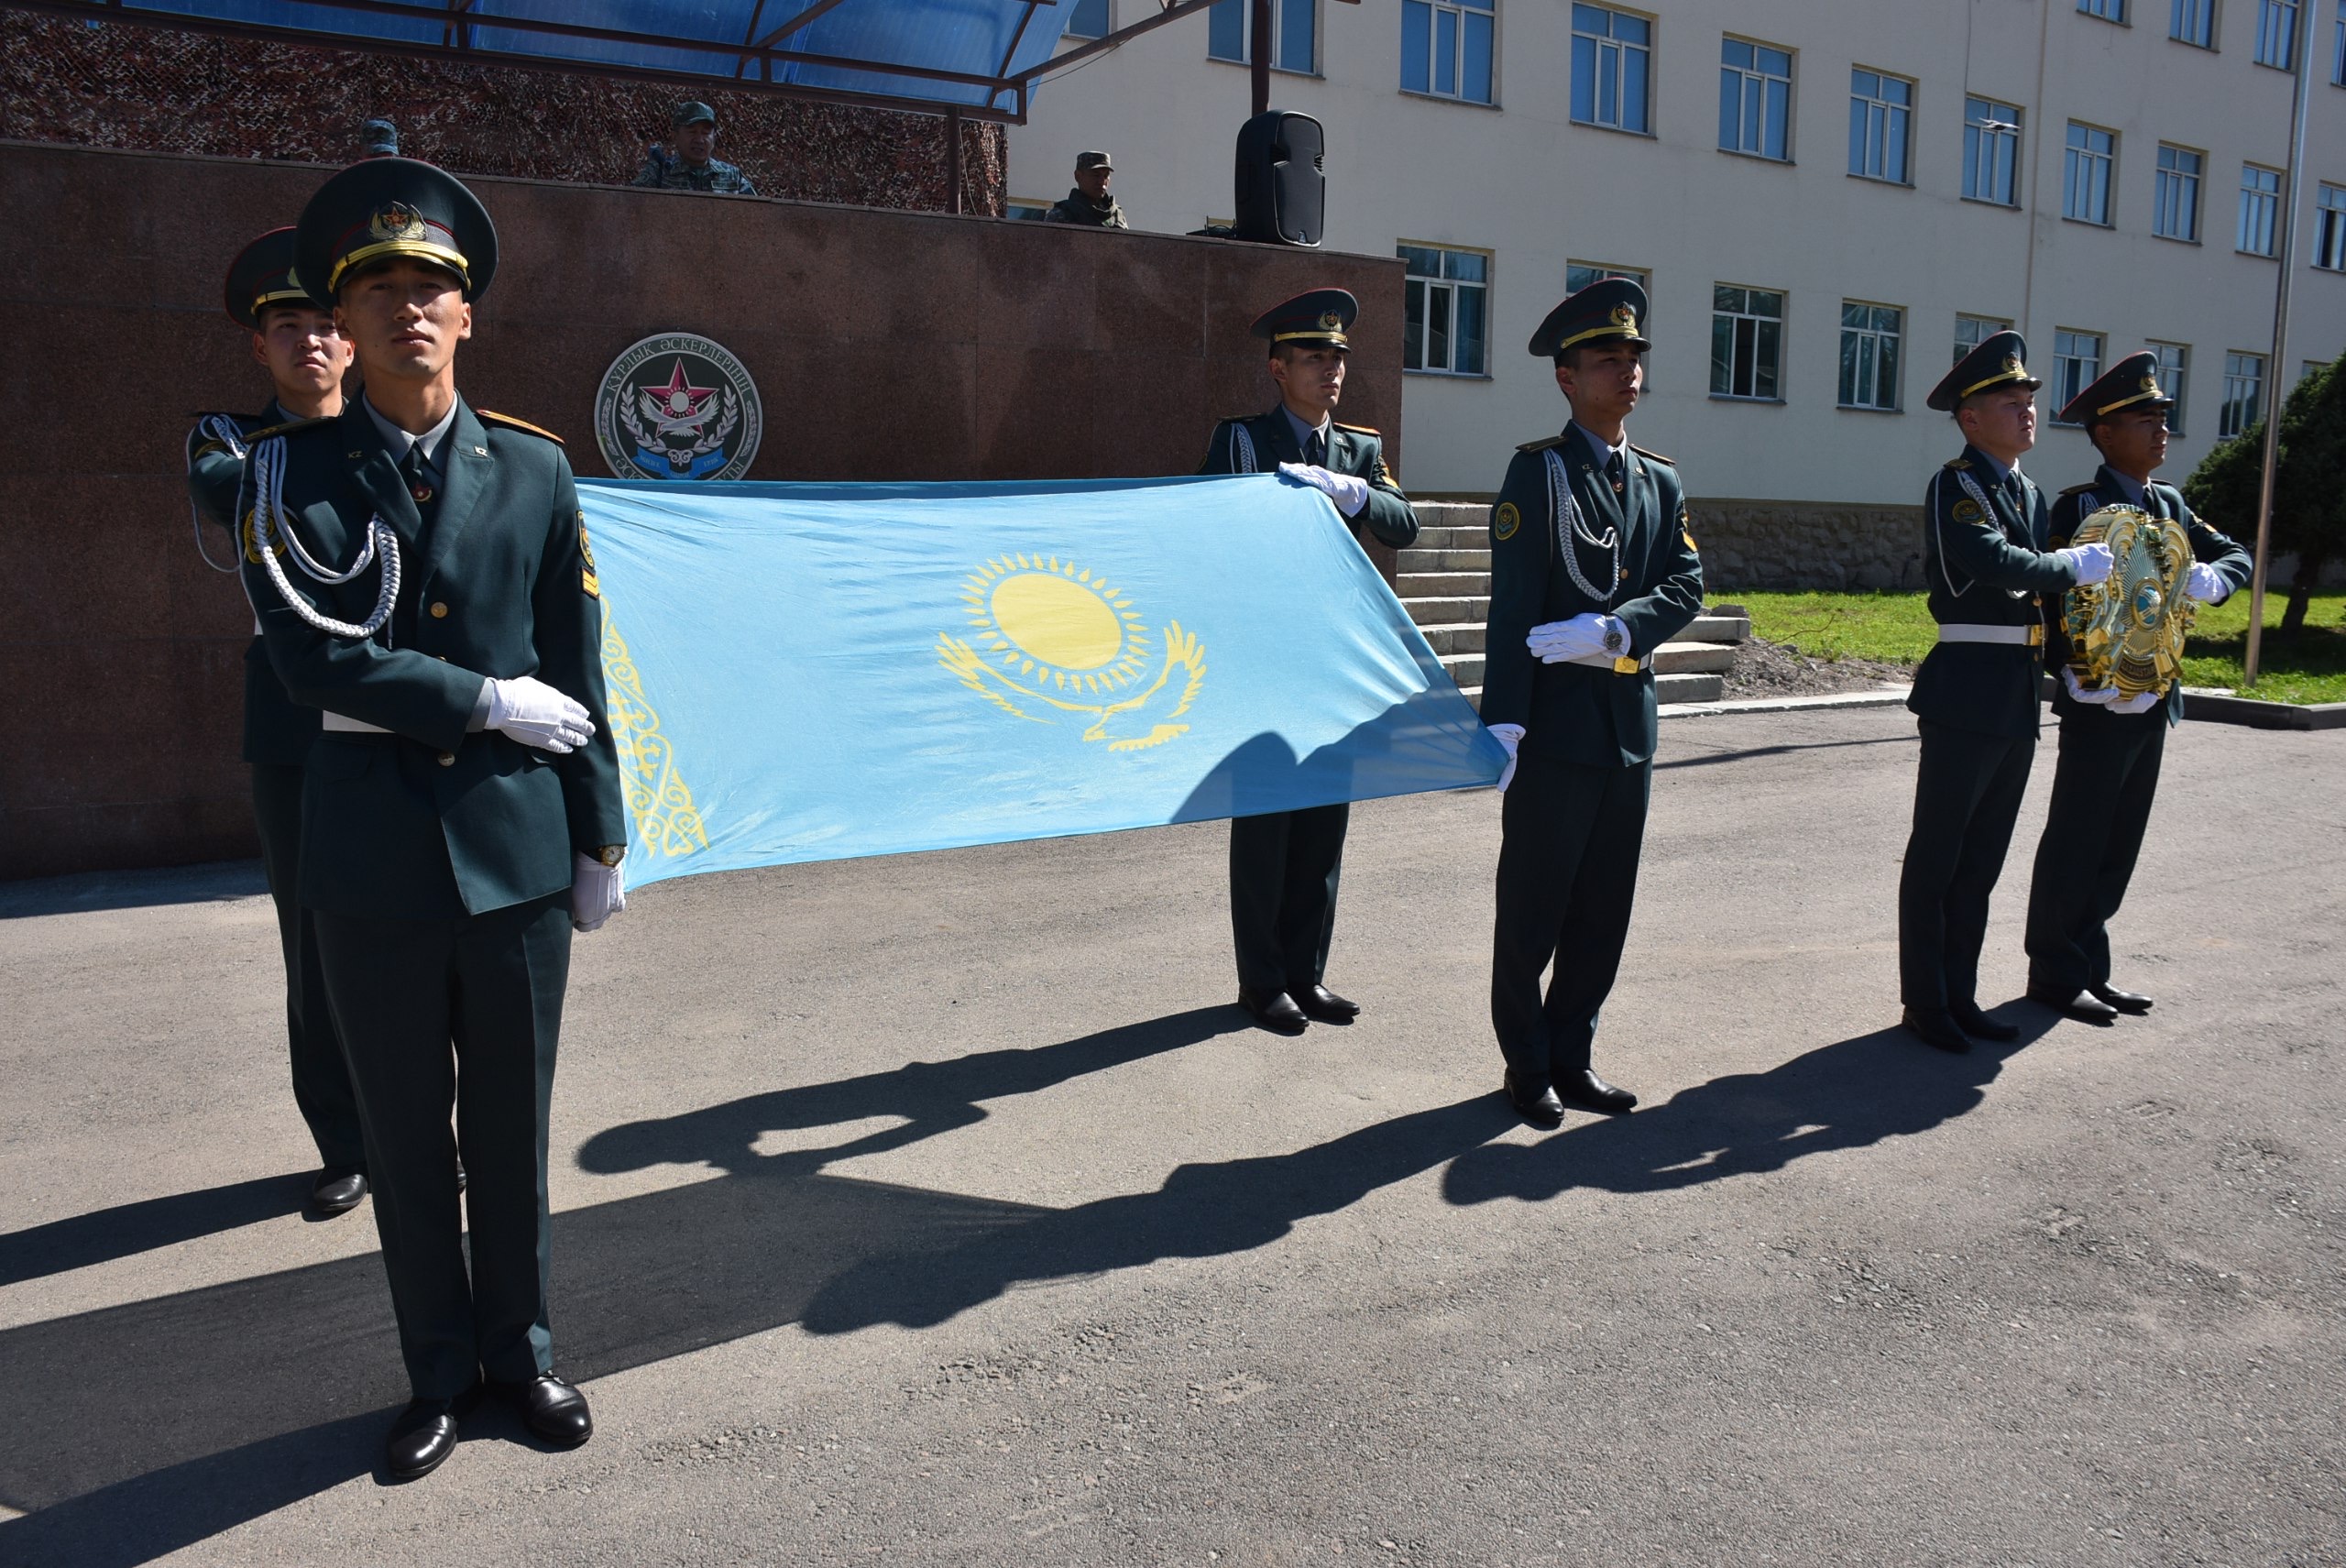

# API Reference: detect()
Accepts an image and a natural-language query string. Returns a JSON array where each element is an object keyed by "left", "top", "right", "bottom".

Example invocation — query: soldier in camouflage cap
[{"left": 632, "top": 101, "right": 758, "bottom": 194}]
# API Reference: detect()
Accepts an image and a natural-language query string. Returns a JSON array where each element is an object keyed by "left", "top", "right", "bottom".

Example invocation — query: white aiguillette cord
[
  {"left": 1543, "top": 447, "right": 1618, "bottom": 606},
  {"left": 247, "top": 433, "right": 403, "bottom": 641},
  {"left": 188, "top": 414, "right": 249, "bottom": 576}
]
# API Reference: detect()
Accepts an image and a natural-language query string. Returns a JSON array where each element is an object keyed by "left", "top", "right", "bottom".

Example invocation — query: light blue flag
[{"left": 577, "top": 473, "right": 1505, "bottom": 886}]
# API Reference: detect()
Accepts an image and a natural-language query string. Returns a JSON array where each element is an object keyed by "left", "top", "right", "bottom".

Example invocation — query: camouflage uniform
[{"left": 632, "top": 152, "right": 758, "bottom": 194}]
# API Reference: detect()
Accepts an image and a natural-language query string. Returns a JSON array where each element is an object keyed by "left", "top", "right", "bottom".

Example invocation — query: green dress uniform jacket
[
  {"left": 239, "top": 400, "right": 629, "bottom": 919},
  {"left": 1199, "top": 409, "right": 1420, "bottom": 549},
  {"left": 1480, "top": 427, "right": 1705, "bottom": 766},
  {"left": 187, "top": 407, "right": 323, "bottom": 767},
  {"left": 2044, "top": 466, "right": 2253, "bottom": 728},
  {"left": 1908, "top": 446, "right": 2077, "bottom": 740}
]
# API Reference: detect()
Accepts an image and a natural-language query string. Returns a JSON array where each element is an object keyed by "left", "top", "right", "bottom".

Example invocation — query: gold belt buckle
[
  {"left": 1613, "top": 655, "right": 1642, "bottom": 674},
  {"left": 2026, "top": 623, "right": 2045, "bottom": 647}
]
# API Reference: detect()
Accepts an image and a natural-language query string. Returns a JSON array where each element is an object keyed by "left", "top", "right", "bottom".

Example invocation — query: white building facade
[{"left": 1008, "top": 0, "right": 2346, "bottom": 503}]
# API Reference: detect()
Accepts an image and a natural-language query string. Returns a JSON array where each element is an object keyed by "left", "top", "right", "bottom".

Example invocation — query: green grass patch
[{"left": 1725, "top": 589, "right": 2346, "bottom": 705}]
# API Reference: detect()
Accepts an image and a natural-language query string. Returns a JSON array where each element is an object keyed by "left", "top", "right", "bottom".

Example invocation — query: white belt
[
  {"left": 1937, "top": 623, "right": 2044, "bottom": 647},
  {"left": 1561, "top": 652, "right": 1655, "bottom": 673},
  {"left": 320, "top": 711, "right": 392, "bottom": 734}
]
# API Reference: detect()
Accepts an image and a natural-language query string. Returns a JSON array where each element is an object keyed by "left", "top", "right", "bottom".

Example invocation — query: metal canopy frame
[{"left": 5, "top": 0, "right": 1229, "bottom": 126}]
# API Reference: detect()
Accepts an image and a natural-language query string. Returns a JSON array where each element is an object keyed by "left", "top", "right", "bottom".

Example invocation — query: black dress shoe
[
  {"left": 1293, "top": 985, "right": 1360, "bottom": 1024},
  {"left": 1237, "top": 987, "right": 1310, "bottom": 1035},
  {"left": 2027, "top": 982, "right": 2118, "bottom": 1024},
  {"left": 310, "top": 1168, "right": 367, "bottom": 1216},
  {"left": 2090, "top": 983, "right": 2154, "bottom": 1014},
  {"left": 1949, "top": 1003, "right": 2020, "bottom": 1042},
  {"left": 1554, "top": 1067, "right": 1638, "bottom": 1114},
  {"left": 494, "top": 1373, "right": 593, "bottom": 1448},
  {"left": 1901, "top": 1006, "right": 1972, "bottom": 1054},
  {"left": 384, "top": 1388, "right": 477, "bottom": 1480},
  {"left": 1502, "top": 1069, "right": 1564, "bottom": 1129}
]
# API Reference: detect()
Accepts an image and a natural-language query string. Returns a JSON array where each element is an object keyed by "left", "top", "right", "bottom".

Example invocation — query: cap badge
[
  {"left": 368, "top": 202, "right": 426, "bottom": 243},
  {"left": 2141, "top": 373, "right": 2159, "bottom": 396},
  {"left": 1611, "top": 303, "right": 1637, "bottom": 328},
  {"left": 2002, "top": 354, "right": 2022, "bottom": 375},
  {"left": 1318, "top": 311, "right": 1343, "bottom": 331}
]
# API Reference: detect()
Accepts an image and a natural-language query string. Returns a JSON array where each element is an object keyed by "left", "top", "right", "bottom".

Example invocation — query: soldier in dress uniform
[
  {"left": 185, "top": 227, "right": 368, "bottom": 1216},
  {"left": 632, "top": 101, "right": 758, "bottom": 194},
  {"left": 1897, "top": 332, "right": 2114, "bottom": 1054},
  {"left": 2022, "top": 352, "right": 2250, "bottom": 1022},
  {"left": 1198, "top": 288, "right": 1419, "bottom": 1034},
  {"left": 239, "top": 158, "right": 629, "bottom": 1480},
  {"left": 1480, "top": 278, "right": 1703, "bottom": 1127}
]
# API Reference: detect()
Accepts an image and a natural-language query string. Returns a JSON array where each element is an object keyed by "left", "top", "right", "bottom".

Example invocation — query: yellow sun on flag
[{"left": 959, "top": 555, "right": 1150, "bottom": 695}]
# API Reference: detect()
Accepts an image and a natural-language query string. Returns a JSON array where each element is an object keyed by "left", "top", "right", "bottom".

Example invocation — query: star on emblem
[
  {"left": 640, "top": 358, "right": 718, "bottom": 436},
  {"left": 1611, "top": 303, "right": 1637, "bottom": 328}
]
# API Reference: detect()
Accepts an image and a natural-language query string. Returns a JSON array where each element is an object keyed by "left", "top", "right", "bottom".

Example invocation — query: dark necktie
[
  {"left": 1606, "top": 451, "right": 1627, "bottom": 497},
  {"left": 1306, "top": 429, "right": 1326, "bottom": 468},
  {"left": 401, "top": 442, "right": 437, "bottom": 520}
]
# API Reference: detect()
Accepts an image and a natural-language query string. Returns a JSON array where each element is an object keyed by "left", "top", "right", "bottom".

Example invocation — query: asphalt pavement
[{"left": 1, "top": 705, "right": 2340, "bottom": 1567}]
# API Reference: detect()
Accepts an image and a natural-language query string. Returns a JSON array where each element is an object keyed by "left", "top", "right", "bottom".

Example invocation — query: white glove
[
  {"left": 2108, "top": 688, "right": 2164, "bottom": 715},
  {"left": 2060, "top": 667, "right": 2120, "bottom": 707},
  {"left": 571, "top": 850, "right": 625, "bottom": 932},
  {"left": 2187, "top": 562, "right": 2229, "bottom": 603},
  {"left": 485, "top": 675, "right": 593, "bottom": 754},
  {"left": 1487, "top": 723, "right": 1524, "bottom": 794},
  {"left": 1277, "top": 462, "right": 1370, "bottom": 518},
  {"left": 1527, "top": 613, "right": 1628, "bottom": 664},
  {"left": 2059, "top": 542, "right": 2115, "bottom": 587}
]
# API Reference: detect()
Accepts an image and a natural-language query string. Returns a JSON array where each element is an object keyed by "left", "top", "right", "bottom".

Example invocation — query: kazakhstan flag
[{"left": 578, "top": 473, "right": 1504, "bottom": 887}]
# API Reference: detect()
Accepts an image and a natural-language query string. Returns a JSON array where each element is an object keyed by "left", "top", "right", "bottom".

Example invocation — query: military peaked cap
[
  {"left": 295, "top": 157, "right": 498, "bottom": 306},
  {"left": 223, "top": 226, "right": 312, "bottom": 331},
  {"left": 1926, "top": 328, "right": 2041, "bottom": 412},
  {"left": 1529, "top": 276, "right": 1650, "bottom": 358},
  {"left": 2056, "top": 349, "right": 2173, "bottom": 427},
  {"left": 1251, "top": 288, "right": 1358, "bottom": 350}
]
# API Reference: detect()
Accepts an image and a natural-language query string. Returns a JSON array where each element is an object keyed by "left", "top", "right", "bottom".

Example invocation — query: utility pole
[
  {"left": 2246, "top": 5, "right": 2314, "bottom": 686},
  {"left": 1250, "top": 0, "right": 1270, "bottom": 115}
]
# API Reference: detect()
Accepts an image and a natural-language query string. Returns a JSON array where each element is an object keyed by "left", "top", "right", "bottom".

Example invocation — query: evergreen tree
[{"left": 2183, "top": 355, "right": 2345, "bottom": 636}]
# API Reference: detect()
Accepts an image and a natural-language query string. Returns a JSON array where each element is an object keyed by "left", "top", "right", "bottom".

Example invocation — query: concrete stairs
[{"left": 1398, "top": 502, "right": 1748, "bottom": 708}]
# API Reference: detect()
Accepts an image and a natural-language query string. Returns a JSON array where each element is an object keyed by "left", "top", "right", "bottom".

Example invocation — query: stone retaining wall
[{"left": 1687, "top": 499, "right": 1927, "bottom": 592}]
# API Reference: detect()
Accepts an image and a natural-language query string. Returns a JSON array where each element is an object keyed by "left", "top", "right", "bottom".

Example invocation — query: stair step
[
  {"left": 1652, "top": 641, "right": 1738, "bottom": 674},
  {"left": 1440, "top": 652, "right": 1485, "bottom": 687},
  {"left": 1409, "top": 524, "right": 1487, "bottom": 549},
  {"left": 1417, "top": 622, "right": 1485, "bottom": 656},
  {"left": 1655, "top": 672, "right": 1725, "bottom": 704},
  {"left": 1395, "top": 571, "right": 1490, "bottom": 598},
  {"left": 1396, "top": 547, "right": 1492, "bottom": 573},
  {"left": 1405, "top": 596, "right": 1489, "bottom": 627},
  {"left": 1681, "top": 613, "right": 1751, "bottom": 645}
]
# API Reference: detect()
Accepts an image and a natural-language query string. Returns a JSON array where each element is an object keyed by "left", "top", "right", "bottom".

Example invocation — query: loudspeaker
[{"left": 1233, "top": 111, "right": 1324, "bottom": 247}]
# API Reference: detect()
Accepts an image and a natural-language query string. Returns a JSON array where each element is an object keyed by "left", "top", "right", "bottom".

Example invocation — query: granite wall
[{"left": 1688, "top": 499, "right": 1928, "bottom": 592}]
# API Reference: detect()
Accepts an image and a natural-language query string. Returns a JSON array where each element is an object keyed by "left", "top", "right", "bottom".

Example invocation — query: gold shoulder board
[
  {"left": 1943, "top": 457, "right": 1972, "bottom": 472},
  {"left": 1332, "top": 421, "right": 1381, "bottom": 436},
  {"left": 1629, "top": 444, "right": 1674, "bottom": 466},
  {"left": 2057, "top": 481, "right": 2097, "bottom": 498},
  {"left": 478, "top": 410, "right": 565, "bottom": 446},
  {"left": 1516, "top": 434, "right": 1567, "bottom": 454},
  {"left": 244, "top": 415, "right": 333, "bottom": 444}
]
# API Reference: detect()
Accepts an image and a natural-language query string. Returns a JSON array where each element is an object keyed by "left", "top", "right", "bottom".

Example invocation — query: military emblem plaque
[
  {"left": 596, "top": 334, "right": 762, "bottom": 481},
  {"left": 2059, "top": 504, "right": 2198, "bottom": 699}
]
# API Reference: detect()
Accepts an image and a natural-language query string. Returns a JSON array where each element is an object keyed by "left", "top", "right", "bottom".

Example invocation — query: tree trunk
[{"left": 2281, "top": 554, "right": 2321, "bottom": 638}]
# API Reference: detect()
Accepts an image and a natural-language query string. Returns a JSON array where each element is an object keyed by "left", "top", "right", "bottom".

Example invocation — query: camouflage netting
[{"left": 0, "top": 14, "right": 1005, "bottom": 214}]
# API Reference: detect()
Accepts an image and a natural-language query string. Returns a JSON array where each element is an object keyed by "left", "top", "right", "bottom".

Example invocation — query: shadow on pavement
[
  {"left": 0, "top": 861, "right": 267, "bottom": 920},
  {"left": 1656, "top": 731, "right": 1916, "bottom": 772},
  {"left": 0, "top": 1175, "right": 314, "bottom": 1289},
  {"left": 0, "top": 1013, "right": 2037, "bottom": 1564}
]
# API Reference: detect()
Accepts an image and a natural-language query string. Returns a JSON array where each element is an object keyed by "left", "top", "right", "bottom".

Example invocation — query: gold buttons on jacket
[
  {"left": 430, "top": 601, "right": 450, "bottom": 619},
  {"left": 436, "top": 751, "right": 456, "bottom": 766}
]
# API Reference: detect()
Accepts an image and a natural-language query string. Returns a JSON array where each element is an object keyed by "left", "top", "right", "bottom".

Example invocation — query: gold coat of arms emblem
[{"left": 2059, "top": 505, "right": 2197, "bottom": 698}]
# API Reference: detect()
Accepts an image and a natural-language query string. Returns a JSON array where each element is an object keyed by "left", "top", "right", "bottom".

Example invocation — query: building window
[
  {"left": 1400, "top": 244, "right": 1489, "bottom": 376},
  {"left": 1719, "top": 37, "right": 1792, "bottom": 159},
  {"left": 2255, "top": 0, "right": 2301, "bottom": 65},
  {"left": 2154, "top": 144, "right": 2204, "bottom": 240},
  {"left": 2308, "top": 359, "right": 2334, "bottom": 381},
  {"left": 1847, "top": 69, "right": 1913, "bottom": 182},
  {"left": 2334, "top": 0, "right": 2345, "bottom": 82},
  {"left": 2221, "top": 352, "right": 2267, "bottom": 435},
  {"left": 2064, "top": 122, "right": 2117, "bottom": 225},
  {"left": 2240, "top": 164, "right": 2285, "bottom": 254},
  {"left": 1566, "top": 261, "right": 1650, "bottom": 297},
  {"left": 1210, "top": 0, "right": 1314, "bottom": 72},
  {"left": 1403, "top": 0, "right": 1496, "bottom": 102},
  {"left": 2172, "top": 0, "right": 2217, "bottom": 45},
  {"left": 2316, "top": 183, "right": 2346, "bottom": 269},
  {"left": 1964, "top": 97, "right": 2023, "bottom": 205},
  {"left": 2053, "top": 330, "right": 2105, "bottom": 422},
  {"left": 1571, "top": 5, "right": 1651, "bottom": 134},
  {"left": 1064, "top": 0, "right": 1110, "bottom": 40},
  {"left": 1954, "top": 313, "right": 2012, "bottom": 365},
  {"left": 2080, "top": 0, "right": 2125, "bottom": 19},
  {"left": 1838, "top": 302, "right": 1903, "bottom": 411},
  {"left": 1710, "top": 284, "right": 1783, "bottom": 400},
  {"left": 1006, "top": 200, "right": 1052, "bottom": 221}
]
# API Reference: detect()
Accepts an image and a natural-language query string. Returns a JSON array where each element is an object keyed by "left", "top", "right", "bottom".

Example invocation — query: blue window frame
[
  {"left": 1848, "top": 68, "right": 1912, "bottom": 181},
  {"left": 1965, "top": 96, "right": 2023, "bottom": 205},
  {"left": 2255, "top": 0, "right": 2301, "bottom": 66},
  {"left": 1402, "top": 0, "right": 1496, "bottom": 103},
  {"left": 1571, "top": 5, "right": 1651, "bottom": 133},
  {"left": 1210, "top": 0, "right": 1314, "bottom": 72},
  {"left": 2063, "top": 121, "right": 2116, "bottom": 225},
  {"left": 2171, "top": 0, "right": 2216, "bottom": 46},
  {"left": 1719, "top": 37, "right": 1792, "bottom": 159}
]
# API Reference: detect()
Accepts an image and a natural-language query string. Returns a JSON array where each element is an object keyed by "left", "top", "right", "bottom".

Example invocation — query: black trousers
[
  {"left": 2023, "top": 711, "right": 2167, "bottom": 993},
  {"left": 1897, "top": 720, "right": 2035, "bottom": 1011},
  {"left": 1229, "top": 803, "right": 1349, "bottom": 995},
  {"left": 249, "top": 762, "right": 365, "bottom": 1173},
  {"left": 1490, "top": 751, "right": 1652, "bottom": 1084},
  {"left": 313, "top": 892, "right": 572, "bottom": 1400}
]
